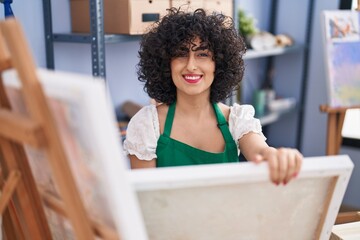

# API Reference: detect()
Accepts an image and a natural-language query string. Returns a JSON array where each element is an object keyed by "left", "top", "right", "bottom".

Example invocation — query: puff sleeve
[
  {"left": 123, "top": 105, "right": 160, "bottom": 160},
  {"left": 229, "top": 103, "right": 266, "bottom": 148}
]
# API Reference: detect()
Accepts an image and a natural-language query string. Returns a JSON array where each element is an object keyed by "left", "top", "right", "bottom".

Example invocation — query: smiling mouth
[{"left": 183, "top": 75, "right": 202, "bottom": 83}]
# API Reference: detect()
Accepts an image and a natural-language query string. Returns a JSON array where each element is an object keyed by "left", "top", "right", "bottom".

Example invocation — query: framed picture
[
  {"left": 130, "top": 155, "right": 353, "bottom": 240},
  {"left": 3, "top": 68, "right": 147, "bottom": 239},
  {"left": 322, "top": 10, "right": 360, "bottom": 107}
]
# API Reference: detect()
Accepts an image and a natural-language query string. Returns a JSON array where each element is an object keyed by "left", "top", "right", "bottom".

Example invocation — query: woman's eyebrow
[{"left": 192, "top": 45, "right": 209, "bottom": 51}]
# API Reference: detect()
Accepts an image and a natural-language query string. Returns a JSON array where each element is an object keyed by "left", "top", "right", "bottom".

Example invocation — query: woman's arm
[
  {"left": 239, "top": 132, "right": 302, "bottom": 185},
  {"left": 129, "top": 155, "right": 156, "bottom": 169}
]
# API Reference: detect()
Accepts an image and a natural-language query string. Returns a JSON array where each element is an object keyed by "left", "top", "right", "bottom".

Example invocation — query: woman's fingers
[
  {"left": 277, "top": 148, "right": 288, "bottom": 184},
  {"left": 267, "top": 154, "right": 279, "bottom": 184},
  {"left": 294, "top": 150, "right": 303, "bottom": 177},
  {"left": 261, "top": 148, "right": 303, "bottom": 185},
  {"left": 262, "top": 147, "right": 281, "bottom": 184},
  {"left": 283, "top": 149, "right": 298, "bottom": 184}
]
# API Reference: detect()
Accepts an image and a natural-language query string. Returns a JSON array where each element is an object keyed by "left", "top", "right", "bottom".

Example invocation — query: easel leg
[
  {"left": 335, "top": 112, "right": 345, "bottom": 154},
  {"left": 2, "top": 207, "right": 25, "bottom": 240},
  {"left": 0, "top": 170, "right": 21, "bottom": 215},
  {"left": 326, "top": 112, "right": 345, "bottom": 155},
  {"left": 327, "top": 113, "right": 336, "bottom": 155}
]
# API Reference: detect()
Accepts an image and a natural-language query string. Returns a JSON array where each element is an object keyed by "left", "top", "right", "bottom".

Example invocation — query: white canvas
[
  {"left": 130, "top": 155, "right": 353, "bottom": 240},
  {"left": 3, "top": 68, "right": 148, "bottom": 240}
]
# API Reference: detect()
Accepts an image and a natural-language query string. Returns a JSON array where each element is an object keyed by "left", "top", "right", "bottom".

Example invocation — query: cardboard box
[
  {"left": 170, "top": 0, "right": 232, "bottom": 17},
  {"left": 203, "top": 0, "right": 233, "bottom": 17},
  {"left": 70, "top": 0, "right": 170, "bottom": 35},
  {"left": 170, "top": 0, "right": 204, "bottom": 12}
]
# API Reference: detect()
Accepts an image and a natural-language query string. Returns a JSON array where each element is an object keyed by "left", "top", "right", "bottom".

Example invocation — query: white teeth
[{"left": 184, "top": 75, "right": 201, "bottom": 80}]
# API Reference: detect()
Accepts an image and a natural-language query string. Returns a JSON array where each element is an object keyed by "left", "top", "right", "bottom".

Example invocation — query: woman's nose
[{"left": 186, "top": 54, "right": 197, "bottom": 71}]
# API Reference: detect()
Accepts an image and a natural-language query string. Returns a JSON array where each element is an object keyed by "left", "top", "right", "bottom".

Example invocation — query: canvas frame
[
  {"left": 3, "top": 68, "right": 148, "bottom": 239},
  {"left": 130, "top": 155, "right": 353, "bottom": 240}
]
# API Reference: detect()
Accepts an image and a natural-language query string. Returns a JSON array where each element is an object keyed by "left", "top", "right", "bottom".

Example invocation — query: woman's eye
[{"left": 197, "top": 52, "right": 211, "bottom": 58}]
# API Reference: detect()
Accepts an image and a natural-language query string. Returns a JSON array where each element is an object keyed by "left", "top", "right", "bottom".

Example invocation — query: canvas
[
  {"left": 3, "top": 68, "right": 147, "bottom": 240},
  {"left": 130, "top": 155, "right": 353, "bottom": 240},
  {"left": 322, "top": 10, "right": 360, "bottom": 107}
]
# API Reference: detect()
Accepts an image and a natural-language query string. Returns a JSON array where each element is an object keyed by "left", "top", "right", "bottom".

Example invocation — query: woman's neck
[{"left": 175, "top": 95, "right": 213, "bottom": 118}]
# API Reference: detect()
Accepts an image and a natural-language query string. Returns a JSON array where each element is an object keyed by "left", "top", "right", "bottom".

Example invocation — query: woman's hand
[
  {"left": 254, "top": 147, "right": 303, "bottom": 185},
  {"left": 238, "top": 132, "right": 303, "bottom": 185}
]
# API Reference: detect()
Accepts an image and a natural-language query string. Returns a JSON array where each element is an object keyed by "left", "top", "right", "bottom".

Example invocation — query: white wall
[
  {"left": 2, "top": 0, "right": 359, "bottom": 208},
  {"left": 301, "top": 0, "right": 335, "bottom": 157},
  {"left": 0, "top": 1, "right": 46, "bottom": 67}
]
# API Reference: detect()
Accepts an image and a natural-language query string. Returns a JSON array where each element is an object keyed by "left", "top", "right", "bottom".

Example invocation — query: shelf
[
  {"left": 52, "top": 35, "right": 304, "bottom": 55},
  {"left": 243, "top": 44, "right": 304, "bottom": 60},
  {"left": 257, "top": 104, "right": 297, "bottom": 126},
  {"left": 53, "top": 33, "right": 142, "bottom": 44}
]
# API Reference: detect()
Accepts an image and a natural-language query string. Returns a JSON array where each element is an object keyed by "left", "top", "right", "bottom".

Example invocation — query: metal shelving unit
[
  {"left": 234, "top": 0, "right": 315, "bottom": 149},
  {"left": 43, "top": 0, "right": 107, "bottom": 78}
]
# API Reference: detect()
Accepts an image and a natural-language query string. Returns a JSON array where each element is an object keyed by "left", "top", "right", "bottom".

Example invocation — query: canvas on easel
[
  {"left": 320, "top": 10, "right": 360, "bottom": 155},
  {"left": 322, "top": 10, "right": 360, "bottom": 108},
  {"left": 0, "top": 18, "right": 148, "bottom": 239}
]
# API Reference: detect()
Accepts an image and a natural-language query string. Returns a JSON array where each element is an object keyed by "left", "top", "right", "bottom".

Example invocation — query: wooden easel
[
  {"left": 320, "top": 0, "right": 360, "bottom": 156},
  {"left": 0, "top": 18, "right": 116, "bottom": 239},
  {"left": 320, "top": 105, "right": 360, "bottom": 155},
  {"left": 320, "top": 0, "right": 360, "bottom": 155},
  {"left": 320, "top": 105, "right": 345, "bottom": 155}
]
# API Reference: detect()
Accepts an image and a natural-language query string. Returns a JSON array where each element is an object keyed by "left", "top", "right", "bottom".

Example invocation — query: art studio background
[{"left": 1, "top": 0, "right": 359, "bottom": 210}]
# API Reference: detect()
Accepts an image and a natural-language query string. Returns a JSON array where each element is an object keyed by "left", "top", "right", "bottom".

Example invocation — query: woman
[{"left": 124, "top": 8, "right": 302, "bottom": 185}]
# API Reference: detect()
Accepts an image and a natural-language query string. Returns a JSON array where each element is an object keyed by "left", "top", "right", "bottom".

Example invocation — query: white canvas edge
[
  {"left": 130, "top": 155, "right": 354, "bottom": 240},
  {"left": 2, "top": 68, "right": 149, "bottom": 240},
  {"left": 321, "top": 10, "right": 336, "bottom": 107}
]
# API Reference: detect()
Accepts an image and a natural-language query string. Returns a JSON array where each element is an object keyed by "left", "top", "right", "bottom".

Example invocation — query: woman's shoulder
[
  {"left": 229, "top": 103, "right": 256, "bottom": 117},
  {"left": 217, "top": 102, "right": 231, "bottom": 120},
  {"left": 127, "top": 104, "right": 158, "bottom": 130},
  {"left": 156, "top": 103, "right": 169, "bottom": 118},
  {"left": 228, "top": 103, "right": 264, "bottom": 141},
  {"left": 216, "top": 102, "right": 256, "bottom": 121},
  {"left": 123, "top": 104, "right": 160, "bottom": 160},
  {"left": 133, "top": 104, "right": 156, "bottom": 117}
]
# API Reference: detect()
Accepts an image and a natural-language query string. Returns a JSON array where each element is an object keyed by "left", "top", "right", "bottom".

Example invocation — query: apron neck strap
[
  {"left": 163, "top": 102, "right": 176, "bottom": 137},
  {"left": 212, "top": 103, "right": 227, "bottom": 126},
  {"left": 213, "top": 103, "right": 233, "bottom": 143}
]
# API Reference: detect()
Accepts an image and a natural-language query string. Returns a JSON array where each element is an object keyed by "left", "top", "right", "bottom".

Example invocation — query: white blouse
[{"left": 123, "top": 103, "right": 266, "bottom": 161}]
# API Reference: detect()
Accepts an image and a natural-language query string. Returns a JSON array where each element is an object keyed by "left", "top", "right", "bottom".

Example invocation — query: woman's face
[{"left": 170, "top": 37, "right": 215, "bottom": 99}]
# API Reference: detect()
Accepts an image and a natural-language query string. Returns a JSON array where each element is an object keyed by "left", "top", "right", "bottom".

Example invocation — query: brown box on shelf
[
  {"left": 203, "top": 0, "right": 233, "bottom": 17},
  {"left": 70, "top": 0, "right": 170, "bottom": 35},
  {"left": 170, "top": 0, "right": 204, "bottom": 12}
]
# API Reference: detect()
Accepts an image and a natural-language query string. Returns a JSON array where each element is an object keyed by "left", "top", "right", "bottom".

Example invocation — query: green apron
[{"left": 156, "top": 102, "right": 239, "bottom": 167}]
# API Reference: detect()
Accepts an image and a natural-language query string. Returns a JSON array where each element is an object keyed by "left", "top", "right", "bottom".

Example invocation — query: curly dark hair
[{"left": 137, "top": 8, "right": 246, "bottom": 104}]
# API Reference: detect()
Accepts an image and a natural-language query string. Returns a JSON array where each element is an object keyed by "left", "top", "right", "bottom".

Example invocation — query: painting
[
  {"left": 3, "top": 68, "right": 147, "bottom": 240},
  {"left": 322, "top": 10, "right": 360, "bottom": 107},
  {"left": 130, "top": 155, "right": 353, "bottom": 240}
]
